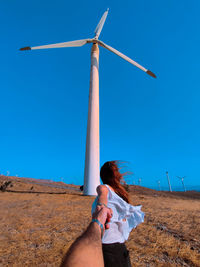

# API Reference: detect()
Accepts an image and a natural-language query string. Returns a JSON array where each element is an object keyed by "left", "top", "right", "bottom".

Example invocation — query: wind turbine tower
[
  {"left": 166, "top": 171, "right": 172, "bottom": 192},
  {"left": 177, "top": 176, "right": 186, "bottom": 192},
  {"left": 157, "top": 180, "right": 161, "bottom": 191},
  {"left": 20, "top": 9, "right": 156, "bottom": 196}
]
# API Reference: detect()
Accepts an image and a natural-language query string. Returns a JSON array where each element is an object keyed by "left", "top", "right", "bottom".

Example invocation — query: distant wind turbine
[
  {"left": 177, "top": 176, "right": 186, "bottom": 192},
  {"left": 157, "top": 180, "right": 161, "bottom": 191},
  {"left": 166, "top": 171, "right": 172, "bottom": 192},
  {"left": 20, "top": 9, "right": 156, "bottom": 196},
  {"left": 138, "top": 178, "right": 142, "bottom": 186}
]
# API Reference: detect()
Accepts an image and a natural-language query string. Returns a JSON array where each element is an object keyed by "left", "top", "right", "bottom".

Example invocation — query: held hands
[{"left": 92, "top": 205, "right": 113, "bottom": 236}]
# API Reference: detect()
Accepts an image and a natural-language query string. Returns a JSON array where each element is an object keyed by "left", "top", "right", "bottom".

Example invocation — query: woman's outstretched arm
[{"left": 96, "top": 185, "right": 109, "bottom": 207}]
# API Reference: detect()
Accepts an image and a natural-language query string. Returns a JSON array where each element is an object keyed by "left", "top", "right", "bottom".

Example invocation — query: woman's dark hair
[{"left": 100, "top": 161, "right": 130, "bottom": 203}]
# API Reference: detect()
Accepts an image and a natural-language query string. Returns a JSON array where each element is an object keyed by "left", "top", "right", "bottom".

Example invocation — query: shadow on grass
[{"left": 3, "top": 189, "right": 81, "bottom": 196}]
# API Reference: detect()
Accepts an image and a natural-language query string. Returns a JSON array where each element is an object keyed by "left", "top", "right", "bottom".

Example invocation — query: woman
[{"left": 92, "top": 161, "right": 145, "bottom": 267}]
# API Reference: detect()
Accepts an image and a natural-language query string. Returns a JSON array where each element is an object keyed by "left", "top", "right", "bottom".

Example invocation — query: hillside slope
[{"left": 0, "top": 176, "right": 200, "bottom": 266}]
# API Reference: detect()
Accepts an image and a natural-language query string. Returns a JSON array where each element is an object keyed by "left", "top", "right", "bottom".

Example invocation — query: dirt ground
[{"left": 0, "top": 176, "right": 200, "bottom": 267}]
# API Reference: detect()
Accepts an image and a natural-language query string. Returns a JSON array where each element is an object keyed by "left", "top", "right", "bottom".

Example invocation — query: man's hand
[
  {"left": 61, "top": 206, "right": 112, "bottom": 267},
  {"left": 61, "top": 204, "right": 113, "bottom": 267},
  {"left": 92, "top": 206, "right": 113, "bottom": 230}
]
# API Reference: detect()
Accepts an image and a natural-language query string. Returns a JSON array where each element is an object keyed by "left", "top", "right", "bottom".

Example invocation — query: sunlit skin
[
  {"left": 96, "top": 184, "right": 109, "bottom": 206},
  {"left": 60, "top": 206, "right": 112, "bottom": 267}
]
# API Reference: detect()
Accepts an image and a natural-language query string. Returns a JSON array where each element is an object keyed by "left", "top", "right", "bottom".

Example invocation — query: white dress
[{"left": 91, "top": 184, "right": 145, "bottom": 244}]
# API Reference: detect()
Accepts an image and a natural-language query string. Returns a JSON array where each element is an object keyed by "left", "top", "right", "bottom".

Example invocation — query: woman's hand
[{"left": 92, "top": 205, "right": 113, "bottom": 230}]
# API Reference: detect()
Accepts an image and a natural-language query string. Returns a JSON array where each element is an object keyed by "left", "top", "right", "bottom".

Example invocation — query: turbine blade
[
  {"left": 146, "top": 70, "right": 156, "bottom": 78},
  {"left": 98, "top": 40, "right": 156, "bottom": 78},
  {"left": 20, "top": 39, "right": 89, "bottom": 51},
  {"left": 94, "top": 8, "right": 109, "bottom": 38}
]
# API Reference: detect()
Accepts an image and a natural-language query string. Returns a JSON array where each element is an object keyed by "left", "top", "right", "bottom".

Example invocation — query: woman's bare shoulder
[{"left": 96, "top": 184, "right": 109, "bottom": 195}]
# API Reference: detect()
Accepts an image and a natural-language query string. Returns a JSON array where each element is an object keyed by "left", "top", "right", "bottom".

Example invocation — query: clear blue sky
[{"left": 0, "top": 0, "right": 200, "bottom": 190}]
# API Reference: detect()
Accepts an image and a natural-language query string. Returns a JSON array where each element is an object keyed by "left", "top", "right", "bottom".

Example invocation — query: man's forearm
[{"left": 61, "top": 222, "right": 104, "bottom": 267}]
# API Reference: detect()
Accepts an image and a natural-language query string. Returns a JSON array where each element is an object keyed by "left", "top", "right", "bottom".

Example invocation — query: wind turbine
[
  {"left": 177, "top": 176, "right": 186, "bottom": 192},
  {"left": 157, "top": 180, "right": 161, "bottom": 191},
  {"left": 20, "top": 9, "right": 156, "bottom": 196},
  {"left": 166, "top": 171, "right": 172, "bottom": 192}
]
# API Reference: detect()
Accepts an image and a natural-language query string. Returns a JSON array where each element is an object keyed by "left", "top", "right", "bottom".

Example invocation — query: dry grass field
[{"left": 0, "top": 176, "right": 200, "bottom": 267}]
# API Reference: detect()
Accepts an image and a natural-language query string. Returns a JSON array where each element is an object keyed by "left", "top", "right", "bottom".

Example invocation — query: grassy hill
[{"left": 0, "top": 175, "right": 200, "bottom": 266}]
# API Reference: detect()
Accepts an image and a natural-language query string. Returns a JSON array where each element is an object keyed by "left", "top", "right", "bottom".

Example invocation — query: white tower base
[{"left": 83, "top": 43, "right": 100, "bottom": 196}]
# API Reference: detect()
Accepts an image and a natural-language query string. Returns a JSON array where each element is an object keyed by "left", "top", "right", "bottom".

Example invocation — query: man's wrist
[{"left": 91, "top": 219, "right": 104, "bottom": 237}]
